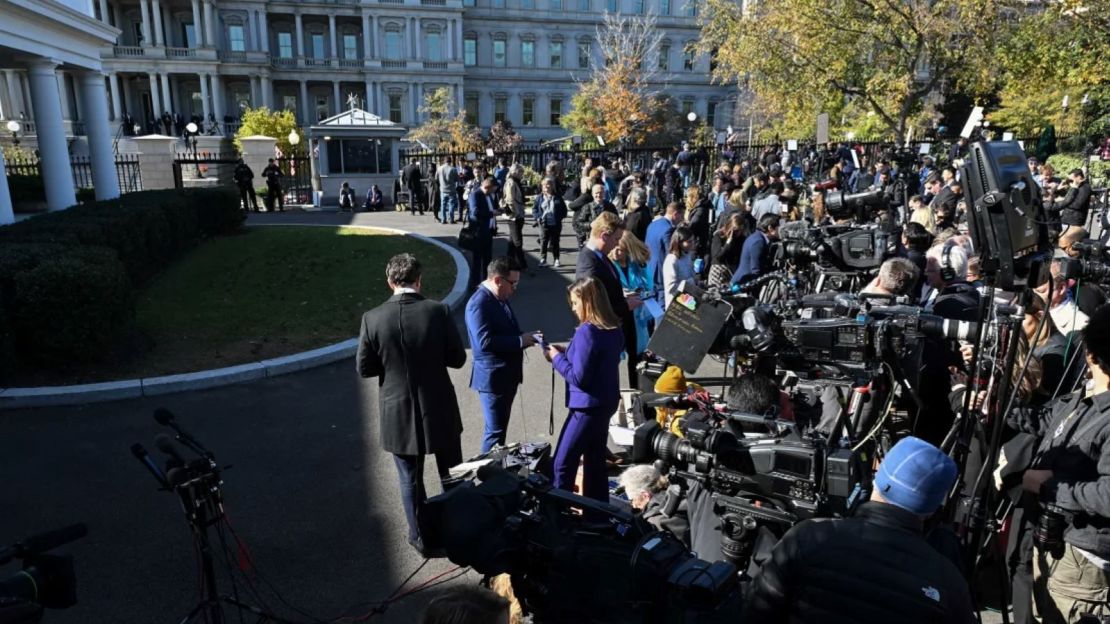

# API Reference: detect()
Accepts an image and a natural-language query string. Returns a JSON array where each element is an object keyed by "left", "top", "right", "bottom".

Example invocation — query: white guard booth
[{"left": 308, "top": 108, "right": 406, "bottom": 207}]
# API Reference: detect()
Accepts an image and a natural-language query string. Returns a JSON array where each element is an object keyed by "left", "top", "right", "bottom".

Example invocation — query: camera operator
[
  {"left": 1022, "top": 305, "right": 1110, "bottom": 624},
  {"left": 618, "top": 464, "right": 690, "bottom": 542},
  {"left": 862, "top": 257, "right": 920, "bottom": 299},
  {"left": 744, "top": 436, "right": 975, "bottom": 624},
  {"left": 922, "top": 241, "right": 980, "bottom": 321}
]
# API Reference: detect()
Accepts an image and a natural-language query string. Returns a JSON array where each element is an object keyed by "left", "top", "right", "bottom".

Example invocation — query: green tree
[
  {"left": 699, "top": 0, "right": 1001, "bottom": 143},
  {"left": 990, "top": 2, "right": 1110, "bottom": 137},
  {"left": 234, "top": 107, "right": 303, "bottom": 156},
  {"left": 405, "top": 87, "right": 483, "bottom": 151}
]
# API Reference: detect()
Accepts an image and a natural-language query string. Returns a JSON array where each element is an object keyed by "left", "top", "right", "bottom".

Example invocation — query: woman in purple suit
[{"left": 542, "top": 277, "right": 624, "bottom": 502}]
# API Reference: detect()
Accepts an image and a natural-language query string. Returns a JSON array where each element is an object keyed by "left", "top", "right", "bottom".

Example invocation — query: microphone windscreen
[
  {"left": 154, "top": 433, "right": 179, "bottom": 455},
  {"left": 153, "top": 408, "right": 175, "bottom": 425}
]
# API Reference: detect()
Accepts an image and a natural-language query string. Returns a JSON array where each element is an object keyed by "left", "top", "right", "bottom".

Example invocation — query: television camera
[
  {"left": 0, "top": 524, "right": 86, "bottom": 624},
  {"left": 419, "top": 443, "right": 744, "bottom": 623},
  {"left": 1060, "top": 241, "right": 1110, "bottom": 283}
]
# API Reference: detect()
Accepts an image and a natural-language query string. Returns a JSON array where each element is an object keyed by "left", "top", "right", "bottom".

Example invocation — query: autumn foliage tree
[
  {"left": 562, "top": 12, "right": 674, "bottom": 145},
  {"left": 699, "top": 0, "right": 1002, "bottom": 143},
  {"left": 405, "top": 87, "right": 483, "bottom": 152}
]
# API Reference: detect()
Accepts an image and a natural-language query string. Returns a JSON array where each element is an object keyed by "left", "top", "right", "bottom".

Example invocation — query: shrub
[
  {"left": 1046, "top": 153, "right": 1110, "bottom": 186},
  {"left": 0, "top": 187, "right": 244, "bottom": 372},
  {"left": 7, "top": 174, "right": 45, "bottom": 204},
  {"left": 76, "top": 187, "right": 96, "bottom": 203}
]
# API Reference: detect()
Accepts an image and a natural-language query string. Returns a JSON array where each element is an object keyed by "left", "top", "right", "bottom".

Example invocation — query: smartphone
[{"left": 533, "top": 333, "right": 549, "bottom": 349}]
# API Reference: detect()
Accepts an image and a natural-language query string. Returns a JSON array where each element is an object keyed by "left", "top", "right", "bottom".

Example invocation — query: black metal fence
[
  {"left": 276, "top": 155, "right": 311, "bottom": 204},
  {"left": 4, "top": 154, "right": 144, "bottom": 195}
]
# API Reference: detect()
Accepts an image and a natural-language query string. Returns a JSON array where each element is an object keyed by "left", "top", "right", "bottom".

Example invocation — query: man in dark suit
[
  {"left": 356, "top": 253, "right": 466, "bottom": 556},
  {"left": 467, "top": 176, "right": 497, "bottom": 289},
  {"left": 573, "top": 183, "right": 617, "bottom": 248},
  {"left": 731, "top": 214, "right": 779, "bottom": 285},
  {"left": 402, "top": 158, "right": 425, "bottom": 215},
  {"left": 645, "top": 202, "right": 680, "bottom": 293},
  {"left": 465, "top": 257, "right": 539, "bottom": 453},
  {"left": 577, "top": 211, "right": 642, "bottom": 385}
]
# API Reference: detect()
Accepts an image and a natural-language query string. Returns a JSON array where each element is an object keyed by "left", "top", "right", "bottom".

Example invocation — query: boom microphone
[
  {"left": 153, "top": 408, "right": 175, "bottom": 426},
  {"left": 0, "top": 524, "right": 88, "bottom": 565},
  {"left": 154, "top": 433, "right": 187, "bottom": 466}
]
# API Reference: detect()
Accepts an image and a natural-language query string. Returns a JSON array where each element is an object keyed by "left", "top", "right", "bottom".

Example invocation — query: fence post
[
  {"left": 132, "top": 135, "right": 180, "bottom": 190},
  {"left": 0, "top": 147, "right": 14, "bottom": 225},
  {"left": 239, "top": 135, "right": 277, "bottom": 186}
]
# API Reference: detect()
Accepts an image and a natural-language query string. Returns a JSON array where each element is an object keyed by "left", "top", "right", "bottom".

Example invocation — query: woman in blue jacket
[
  {"left": 532, "top": 177, "right": 568, "bottom": 267},
  {"left": 543, "top": 277, "right": 624, "bottom": 502}
]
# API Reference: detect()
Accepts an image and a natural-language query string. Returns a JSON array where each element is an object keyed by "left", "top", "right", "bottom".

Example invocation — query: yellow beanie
[{"left": 654, "top": 366, "right": 687, "bottom": 395}]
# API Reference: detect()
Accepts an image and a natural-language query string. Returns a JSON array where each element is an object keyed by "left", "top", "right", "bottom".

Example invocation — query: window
[
  {"left": 463, "top": 0, "right": 474, "bottom": 5},
  {"left": 494, "top": 0, "right": 505, "bottom": 6},
  {"left": 577, "top": 41, "right": 590, "bottom": 68},
  {"left": 658, "top": 44, "right": 669, "bottom": 70},
  {"left": 681, "top": 100, "right": 693, "bottom": 115},
  {"left": 389, "top": 94, "right": 403, "bottom": 123},
  {"left": 660, "top": 0, "right": 669, "bottom": 14},
  {"left": 549, "top": 98, "right": 562, "bottom": 126},
  {"left": 522, "top": 0, "right": 535, "bottom": 7},
  {"left": 312, "top": 33, "right": 325, "bottom": 58},
  {"left": 522, "top": 97, "right": 534, "bottom": 125},
  {"left": 606, "top": 0, "right": 617, "bottom": 11},
  {"left": 190, "top": 91, "right": 203, "bottom": 117},
  {"left": 278, "top": 32, "right": 293, "bottom": 58},
  {"left": 685, "top": 0, "right": 697, "bottom": 16},
  {"left": 283, "top": 94, "right": 297, "bottom": 112},
  {"left": 465, "top": 94, "right": 479, "bottom": 125},
  {"left": 549, "top": 41, "right": 563, "bottom": 68},
  {"left": 494, "top": 97, "right": 506, "bottom": 123},
  {"left": 344, "top": 34, "right": 358, "bottom": 59},
  {"left": 578, "top": 0, "right": 590, "bottom": 9},
  {"left": 325, "top": 139, "right": 394, "bottom": 174},
  {"left": 425, "top": 30, "right": 442, "bottom": 61},
  {"left": 385, "top": 30, "right": 402, "bottom": 60},
  {"left": 707, "top": 101, "right": 717, "bottom": 128},
  {"left": 229, "top": 25, "right": 245, "bottom": 52},
  {"left": 493, "top": 38, "right": 506, "bottom": 67},
  {"left": 521, "top": 40, "right": 535, "bottom": 67},
  {"left": 134, "top": 22, "right": 145, "bottom": 45},
  {"left": 551, "top": 0, "right": 562, "bottom": 9},
  {"left": 683, "top": 48, "right": 694, "bottom": 71},
  {"left": 464, "top": 36, "right": 477, "bottom": 66},
  {"left": 184, "top": 24, "right": 197, "bottom": 48},
  {"left": 633, "top": 0, "right": 644, "bottom": 12}
]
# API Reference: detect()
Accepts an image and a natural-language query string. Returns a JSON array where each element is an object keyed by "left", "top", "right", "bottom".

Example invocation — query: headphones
[{"left": 939, "top": 242, "right": 957, "bottom": 282}]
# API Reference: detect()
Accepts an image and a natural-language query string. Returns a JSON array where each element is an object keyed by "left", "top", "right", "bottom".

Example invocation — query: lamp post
[
  {"left": 287, "top": 130, "right": 301, "bottom": 203},
  {"left": 185, "top": 121, "right": 202, "bottom": 178},
  {"left": 6, "top": 120, "right": 20, "bottom": 147}
]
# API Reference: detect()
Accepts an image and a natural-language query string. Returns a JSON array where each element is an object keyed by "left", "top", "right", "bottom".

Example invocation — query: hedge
[
  {"left": 1046, "top": 153, "right": 1110, "bottom": 185},
  {"left": 0, "top": 187, "right": 243, "bottom": 374}
]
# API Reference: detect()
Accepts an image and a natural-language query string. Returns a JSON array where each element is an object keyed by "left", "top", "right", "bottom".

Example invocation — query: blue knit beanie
[{"left": 874, "top": 437, "right": 957, "bottom": 515}]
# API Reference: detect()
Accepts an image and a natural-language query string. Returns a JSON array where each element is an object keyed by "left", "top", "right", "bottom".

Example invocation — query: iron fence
[{"left": 4, "top": 155, "right": 143, "bottom": 195}]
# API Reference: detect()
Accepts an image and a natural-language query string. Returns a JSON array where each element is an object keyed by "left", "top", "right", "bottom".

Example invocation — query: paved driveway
[{"left": 0, "top": 210, "right": 592, "bottom": 623}]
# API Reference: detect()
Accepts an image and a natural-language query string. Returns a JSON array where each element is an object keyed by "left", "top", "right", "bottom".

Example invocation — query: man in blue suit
[
  {"left": 731, "top": 214, "right": 780, "bottom": 285},
  {"left": 644, "top": 201, "right": 680, "bottom": 293},
  {"left": 465, "top": 256, "right": 539, "bottom": 453},
  {"left": 468, "top": 176, "right": 497, "bottom": 289}
]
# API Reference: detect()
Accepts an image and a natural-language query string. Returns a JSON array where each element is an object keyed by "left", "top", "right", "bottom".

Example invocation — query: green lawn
[{"left": 122, "top": 225, "right": 454, "bottom": 377}]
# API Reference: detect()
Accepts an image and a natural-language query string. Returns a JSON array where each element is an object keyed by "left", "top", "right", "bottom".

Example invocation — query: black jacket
[
  {"left": 1058, "top": 180, "right": 1092, "bottom": 226},
  {"left": 1034, "top": 389, "right": 1110, "bottom": 557},
  {"left": 356, "top": 293, "right": 467, "bottom": 456},
  {"left": 574, "top": 200, "right": 617, "bottom": 236},
  {"left": 685, "top": 197, "right": 712, "bottom": 259},
  {"left": 745, "top": 502, "right": 975, "bottom": 624},
  {"left": 233, "top": 163, "right": 254, "bottom": 185},
  {"left": 624, "top": 204, "right": 652, "bottom": 242},
  {"left": 402, "top": 163, "right": 423, "bottom": 190},
  {"left": 575, "top": 246, "right": 630, "bottom": 322}
]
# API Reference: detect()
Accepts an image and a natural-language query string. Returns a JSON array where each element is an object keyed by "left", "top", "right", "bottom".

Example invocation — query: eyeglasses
[{"left": 505, "top": 278, "right": 519, "bottom": 288}]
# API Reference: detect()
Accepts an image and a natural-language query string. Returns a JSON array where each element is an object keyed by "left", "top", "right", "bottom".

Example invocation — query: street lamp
[
  {"left": 288, "top": 130, "right": 300, "bottom": 150},
  {"left": 6, "top": 120, "right": 21, "bottom": 147},
  {"left": 185, "top": 121, "right": 202, "bottom": 178},
  {"left": 686, "top": 112, "right": 698, "bottom": 123}
]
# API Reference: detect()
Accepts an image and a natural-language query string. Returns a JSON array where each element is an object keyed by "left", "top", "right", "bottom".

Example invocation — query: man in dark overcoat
[{"left": 357, "top": 253, "right": 467, "bottom": 556}]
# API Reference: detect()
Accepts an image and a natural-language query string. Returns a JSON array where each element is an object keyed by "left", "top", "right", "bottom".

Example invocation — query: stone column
[
  {"left": 211, "top": 75, "right": 224, "bottom": 124},
  {"left": 204, "top": 0, "right": 217, "bottom": 49},
  {"left": 328, "top": 14, "right": 338, "bottom": 60},
  {"left": 239, "top": 135, "right": 276, "bottom": 178},
  {"left": 4, "top": 70, "right": 22, "bottom": 118},
  {"left": 78, "top": 71, "right": 121, "bottom": 200},
  {"left": 294, "top": 12, "right": 304, "bottom": 58},
  {"left": 408, "top": 83, "right": 415, "bottom": 122},
  {"left": 148, "top": 73, "right": 162, "bottom": 119},
  {"left": 162, "top": 2, "right": 173, "bottom": 45},
  {"left": 28, "top": 60, "right": 77, "bottom": 211},
  {"left": 57, "top": 72, "right": 72, "bottom": 121},
  {"left": 259, "top": 10, "right": 269, "bottom": 53},
  {"left": 371, "top": 16, "right": 379, "bottom": 58},
  {"left": 260, "top": 73, "right": 272, "bottom": 108},
  {"left": 362, "top": 13, "right": 371, "bottom": 60},
  {"left": 114, "top": 3, "right": 125, "bottom": 34},
  {"left": 456, "top": 19, "right": 463, "bottom": 60},
  {"left": 365, "top": 80, "right": 373, "bottom": 114},
  {"left": 152, "top": 0, "right": 165, "bottom": 46},
  {"left": 109, "top": 73, "right": 123, "bottom": 120},
  {"left": 446, "top": 20, "right": 453, "bottom": 62},
  {"left": 139, "top": 0, "right": 152, "bottom": 46},
  {"left": 98, "top": 0, "right": 109, "bottom": 23},
  {"left": 160, "top": 73, "right": 172, "bottom": 115},
  {"left": 332, "top": 81, "right": 341, "bottom": 115},
  {"left": 415, "top": 18, "right": 422, "bottom": 60},
  {"left": 199, "top": 73, "right": 210, "bottom": 121},
  {"left": 249, "top": 76, "right": 259, "bottom": 107},
  {"left": 0, "top": 147, "right": 13, "bottom": 225},
  {"left": 299, "top": 80, "right": 309, "bottom": 123},
  {"left": 191, "top": 0, "right": 203, "bottom": 46},
  {"left": 248, "top": 10, "right": 257, "bottom": 50}
]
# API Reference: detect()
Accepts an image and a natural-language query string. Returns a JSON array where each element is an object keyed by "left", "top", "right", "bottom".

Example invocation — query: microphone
[
  {"left": 155, "top": 433, "right": 187, "bottom": 466},
  {"left": 153, "top": 408, "right": 214, "bottom": 459},
  {"left": 130, "top": 443, "right": 170, "bottom": 489},
  {"left": 0, "top": 524, "right": 88, "bottom": 566},
  {"left": 153, "top": 408, "right": 175, "bottom": 426}
]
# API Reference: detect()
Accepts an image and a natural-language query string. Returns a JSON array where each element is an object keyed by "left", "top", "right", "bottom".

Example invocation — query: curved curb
[{"left": 0, "top": 224, "right": 471, "bottom": 409}]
